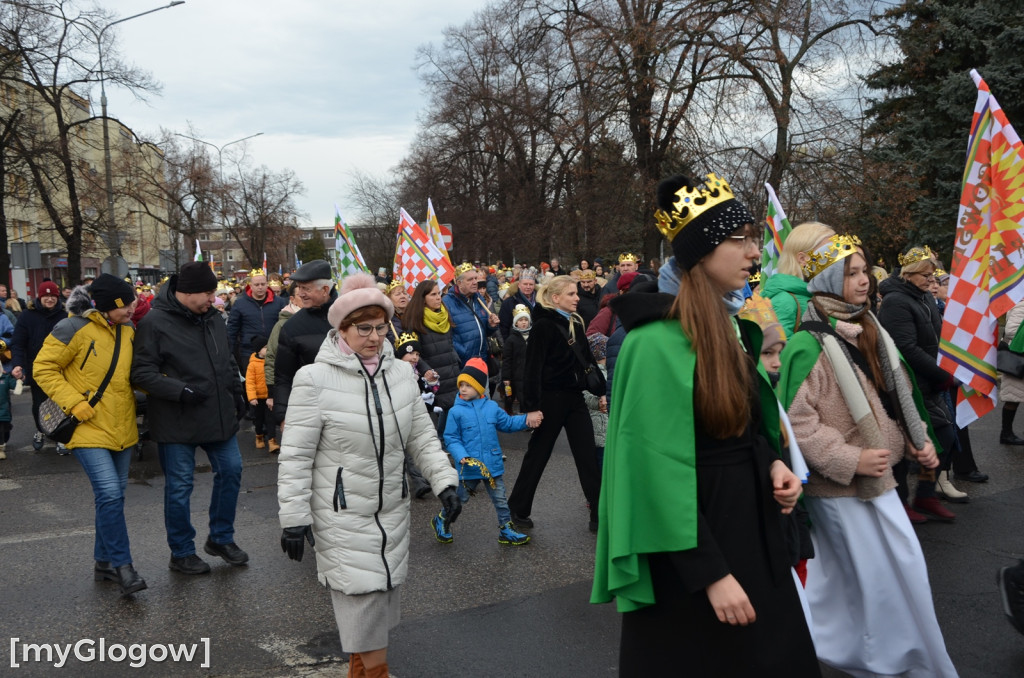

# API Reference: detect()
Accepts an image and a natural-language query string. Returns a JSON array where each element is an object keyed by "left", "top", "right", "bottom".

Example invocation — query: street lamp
[{"left": 174, "top": 132, "right": 263, "bottom": 273}]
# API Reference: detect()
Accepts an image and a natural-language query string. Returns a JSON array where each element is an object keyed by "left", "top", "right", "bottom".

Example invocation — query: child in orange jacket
[{"left": 245, "top": 336, "right": 276, "bottom": 452}]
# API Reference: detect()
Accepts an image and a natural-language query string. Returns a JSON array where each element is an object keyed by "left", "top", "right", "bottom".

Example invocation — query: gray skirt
[{"left": 330, "top": 585, "right": 401, "bottom": 653}]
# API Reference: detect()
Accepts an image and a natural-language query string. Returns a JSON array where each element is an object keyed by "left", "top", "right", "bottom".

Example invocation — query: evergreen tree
[{"left": 864, "top": 0, "right": 1024, "bottom": 255}]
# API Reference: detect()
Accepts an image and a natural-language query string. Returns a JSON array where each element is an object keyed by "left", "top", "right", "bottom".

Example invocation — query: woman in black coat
[
  {"left": 507, "top": 275, "right": 603, "bottom": 532},
  {"left": 9, "top": 281, "right": 65, "bottom": 449},
  {"left": 404, "top": 280, "right": 461, "bottom": 429}
]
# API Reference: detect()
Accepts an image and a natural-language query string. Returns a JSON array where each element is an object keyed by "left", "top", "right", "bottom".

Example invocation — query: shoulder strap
[
  {"left": 88, "top": 324, "right": 122, "bottom": 407},
  {"left": 787, "top": 292, "right": 802, "bottom": 331},
  {"left": 554, "top": 320, "right": 592, "bottom": 368}
]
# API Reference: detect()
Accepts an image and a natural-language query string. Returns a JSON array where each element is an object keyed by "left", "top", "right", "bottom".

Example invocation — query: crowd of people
[{"left": 2, "top": 173, "right": 1024, "bottom": 675}]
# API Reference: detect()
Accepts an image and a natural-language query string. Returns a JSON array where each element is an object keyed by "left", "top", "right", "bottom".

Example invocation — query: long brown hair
[
  {"left": 404, "top": 280, "right": 450, "bottom": 334},
  {"left": 670, "top": 265, "right": 751, "bottom": 438}
]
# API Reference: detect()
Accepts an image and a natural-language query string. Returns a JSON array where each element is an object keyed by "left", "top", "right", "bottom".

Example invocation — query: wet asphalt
[{"left": 0, "top": 392, "right": 1022, "bottom": 677}]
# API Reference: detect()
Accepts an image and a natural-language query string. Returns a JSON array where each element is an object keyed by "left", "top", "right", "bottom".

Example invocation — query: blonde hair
[
  {"left": 777, "top": 221, "right": 837, "bottom": 277},
  {"left": 537, "top": 275, "right": 577, "bottom": 309},
  {"left": 5, "top": 297, "right": 22, "bottom": 313},
  {"left": 899, "top": 259, "right": 936, "bottom": 277}
]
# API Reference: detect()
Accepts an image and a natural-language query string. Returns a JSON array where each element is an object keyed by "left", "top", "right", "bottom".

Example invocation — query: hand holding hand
[
  {"left": 599, "top": 396, "right": 608, "bottom": 414},
  {"left": 911, "top": 440, "right": 939, "bottom": 469},
  {"left": 71, "top": 401, "right": 95, "bottom": 422},
  {"left": 11, "top": 366, "right": 23, "bottom": 380},
  {"left": 280, "top": 525, "right": 315, "bottom": 562},
  {"left": 856, "top": 448, "right": 890, "bottom": 477},
  {"left": 526, "top": 411, "right": 543, "bottom": 428},
  {"left": 425, "top": 370, "right": 439, "bottom": 383},
  {"left": 266, "top": 397, "right": 274, "bottom": 409},
  {"left": 770, "top": 460, "right": 801, "bottom": 514},
  {"left": 706, "top": 574, "right": 756, "bottom": 626}
]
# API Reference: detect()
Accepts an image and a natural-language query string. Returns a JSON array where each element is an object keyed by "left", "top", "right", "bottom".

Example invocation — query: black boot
[
  {"left": 94, "top": 560, "right": 117, "bottom": 583},
  {"left": 1001, "top": 407, "right": 1024, "bottom": 445},
  {"left": 116, "top": 564, "right": 148, "bottom": 595}
]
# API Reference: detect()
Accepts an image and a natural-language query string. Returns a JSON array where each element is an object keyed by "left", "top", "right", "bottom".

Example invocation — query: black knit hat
[
  {"left": 250, "top": 335, "right": 268, "bottom": 353},
  {"left": 88, "top": 273, "right": 135, "bottom": 312},
  {"left": 655, "top": 173, "right": 756, "bottom": 271},
  {"left": 176, "top": 261, "right": 219, "bottom": 294}
]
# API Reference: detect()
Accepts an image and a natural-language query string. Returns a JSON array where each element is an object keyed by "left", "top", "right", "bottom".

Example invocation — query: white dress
[{"left": 804, "top": 490, "right": 958, "bottom": 678}]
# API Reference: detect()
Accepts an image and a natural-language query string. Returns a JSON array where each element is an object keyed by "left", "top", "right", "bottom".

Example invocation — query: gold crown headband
[
  {"left": 803, "top": 234, "right": 863, "bottom": 280},
  {"left": 395, "top": 331, "right": 419, "bottom": 347},
  {"left": 748, "top": 271, "right": 762, "bottom": 284},
  {"left": 897, "top": 246, "right": 936, "bottom": 267},
  {"left": 455, "top": 262, "right": 475, "bottom": 276},
  {"left": 618, "top": 253, "right": 639, "bottom": 263},
  {"left": 654, "top": 173, "right": 735, "bottom": 243},
  {"left": 385, "top": 279, "right": 404, "bottom": 294},
  {"left": 935, "top": 268, "right": 948, "bottom": 278},
  {"left": 738, "top": 293, "right": 785, "bottom": 340},
  {"left": 249, "top": 268, "right": 266, "bottom": 277}
]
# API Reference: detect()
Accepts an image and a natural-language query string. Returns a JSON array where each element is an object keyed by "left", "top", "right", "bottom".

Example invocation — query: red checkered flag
[{"left": 392, "top": 208, "right": 456, "bottom": 293}]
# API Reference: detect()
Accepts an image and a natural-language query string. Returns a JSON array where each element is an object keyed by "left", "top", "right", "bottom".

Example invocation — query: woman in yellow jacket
[{"left": 33, "top": 274, "right": 145, "bottom": 596}]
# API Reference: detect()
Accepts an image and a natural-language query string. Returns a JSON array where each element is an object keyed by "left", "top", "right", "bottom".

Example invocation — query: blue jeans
[
  {"left": 450, "top": 475, "right": 511, "bottom": 528},
  {"left": 158, "top": 437, "right": 242, "bottom": 558},
  {"left": 73, "top": 447, "right": 134, "bottom": 568}
]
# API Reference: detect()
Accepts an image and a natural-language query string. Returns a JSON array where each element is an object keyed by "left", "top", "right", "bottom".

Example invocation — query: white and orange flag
[
  {"left": 426, "top": 198, "right": 452, "bottom": 266},
  {"left": 393, "top": 208, "right": 456, "bottom": 292},
  {"left": 937, "top": 69, "right": 1024, "bottom": 427}
]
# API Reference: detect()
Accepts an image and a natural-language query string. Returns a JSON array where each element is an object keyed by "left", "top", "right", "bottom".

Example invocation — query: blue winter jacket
[
  {"left": 443, "top": 396, "right": 527, "bottom": 480},
  {"left": 442, "top": 288, "right": 495, "bottom": 366}
]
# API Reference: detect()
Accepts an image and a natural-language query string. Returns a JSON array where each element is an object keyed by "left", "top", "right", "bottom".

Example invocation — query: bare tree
[{"left": 225, "top": 164, "right": 305, "bottom": 270}]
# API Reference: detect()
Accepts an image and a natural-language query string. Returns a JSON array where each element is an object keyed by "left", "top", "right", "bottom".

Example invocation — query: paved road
[{"left": 0, "top": 392, "right": 1022, "bottom": 677}]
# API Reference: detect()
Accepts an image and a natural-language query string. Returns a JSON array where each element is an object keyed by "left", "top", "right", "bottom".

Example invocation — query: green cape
[{"left": 591, "top": 318, "right": 780, "bottom": 613}]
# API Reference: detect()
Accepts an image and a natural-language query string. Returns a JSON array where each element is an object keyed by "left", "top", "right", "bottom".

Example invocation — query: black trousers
[
  {"left": 252, "top": 399, "right": 269, "bottom": 436},
  {"left": 508, "top": 390, "right": 600, "bottom": 521}
]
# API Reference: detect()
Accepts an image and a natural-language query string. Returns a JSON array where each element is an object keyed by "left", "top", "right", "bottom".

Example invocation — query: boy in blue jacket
[{"left": 433, "top": 357, "right": 541, "bottom": 545}]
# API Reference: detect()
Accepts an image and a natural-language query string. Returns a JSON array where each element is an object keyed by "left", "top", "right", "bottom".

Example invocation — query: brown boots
[
  {"left": 267, "top": 438, "right": 280, "bottom": 454},
  {"left": 347, "top": 653, "right": 388, "bottom": 678},
  {"left": 255, "top": 434, "right": 265, "bottom": 449}
]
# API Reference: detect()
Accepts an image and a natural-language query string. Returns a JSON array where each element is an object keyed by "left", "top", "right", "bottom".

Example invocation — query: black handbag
[
  {"left": 555, "top": 321, "right": 606, "bottom": 396},
  {"left": 997, "top": 341, "right": 1024, "bottom": 378},
  {"left": 39, "top": 325, "right": 123, "bottom": 444}
]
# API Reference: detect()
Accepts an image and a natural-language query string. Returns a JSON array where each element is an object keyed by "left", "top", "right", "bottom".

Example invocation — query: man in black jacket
[
  {"left": 575, "top": 269, "right": 602, "bottom": 328},
  {"left": 9, "top": 281, "right": 65, "bottom": 450},
  {"left": 227, "top": 268, "right": 285, "bottom": 373},
  {"left": 132, "top": 262, "right": 249, "bottom": 575},
  {"left": 272, "top": 259, "right": 337, "bottom": 423},
  {"left": 498, "top": 273, "right": 537, "bottom": 339}
]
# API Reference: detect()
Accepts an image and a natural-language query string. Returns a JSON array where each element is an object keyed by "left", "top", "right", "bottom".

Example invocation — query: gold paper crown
[
  {"left": 654, "top": 173, "right": 735, "bottom": 243},
  {"left": 897, "top": 246, "right": 936, "bottom": 267},
  {"left": 935, "top": 268, "right": 948, "bottom": 278},
  {"left": 395, "top": 331, "right": 419, "bottom": 348},
  {"left": 455, "top": 262, "right": 475, "bottom": 276},
  {"left": 618, "top": 253, "right": 639, "bottom": 263},
  {"left": 871, "top": 267, "right": 888, "bottom": 284},
  {"left": 803, "top": 234, "right": 862, "bottom": 280},
  {"left": 498, "top": 282, "right": 511, "bottom": 292},
  {"left": 385, "top": 279, "right": 404, "bottom": 294},
  {"left": 578, "top": 269, "right": 596, "bottom": 280},
  {"left": 748, "top": 271, "right": 762, "bottom": 284},
  {"left": 249, "top": 268, "right": 266, "bottom": 277},
  {"left": 513, "top": 304, "right": 530, "bottom": 316},
  {"left": 738, "top": 293, "right": 785, "bottom": 340}
]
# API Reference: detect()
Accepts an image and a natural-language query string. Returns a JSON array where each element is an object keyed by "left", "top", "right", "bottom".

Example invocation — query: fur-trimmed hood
[{"left": 65, "top": 285, "right": 98, "bottom": 317}]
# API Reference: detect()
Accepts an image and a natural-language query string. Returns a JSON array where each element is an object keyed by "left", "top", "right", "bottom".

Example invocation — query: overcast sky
[{"left": 97, "top": 0, "right": 488, "bottom": 229}]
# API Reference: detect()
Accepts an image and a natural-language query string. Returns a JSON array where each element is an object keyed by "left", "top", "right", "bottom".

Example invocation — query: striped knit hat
[{"left": 458, "top": 357, "right": 489, "bottom": 397}]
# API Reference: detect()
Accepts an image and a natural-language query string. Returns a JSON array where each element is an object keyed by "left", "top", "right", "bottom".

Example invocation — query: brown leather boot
[
  {"left": 363, "top": 661, "right": 388, "bottom": 678},
  {"left": 267, "top": 438, "right": 280, "bottom": 453},
  {"left": 347, "top": 652, "right": 364, "bottom": 678},
  {"left": 254, "top": 434, "right": 265, "bottom": 449}
]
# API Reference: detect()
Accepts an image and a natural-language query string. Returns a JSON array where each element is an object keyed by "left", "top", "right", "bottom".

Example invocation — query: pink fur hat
[{"left": 327, "top": 273, "right": 395, "bottom": 329}]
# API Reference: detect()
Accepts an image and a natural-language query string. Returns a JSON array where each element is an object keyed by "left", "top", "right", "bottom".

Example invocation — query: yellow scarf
[{"left": 423, "top": 305, "right": 451, "bottom": 334}]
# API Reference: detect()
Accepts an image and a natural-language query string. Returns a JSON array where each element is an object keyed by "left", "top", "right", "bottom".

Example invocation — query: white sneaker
[
  {"left": 32, "top": 432, "right": 44, "bottom": 450},
  {"left": 56, "top": 443, "right": 71, "bottom": 456}
]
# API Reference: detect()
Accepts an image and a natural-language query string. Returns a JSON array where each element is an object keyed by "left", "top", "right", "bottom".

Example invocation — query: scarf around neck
[
  {"left": 335, "top": 333, "right": 381, "bottom": 375},
  {"left": 423, "top": 305, "right": 451, "bottom": 334}
]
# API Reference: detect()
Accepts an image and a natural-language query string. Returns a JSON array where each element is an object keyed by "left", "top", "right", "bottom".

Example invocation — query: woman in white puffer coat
[{"left": 278, "top": 273, "right": 460, "bottom": 678}]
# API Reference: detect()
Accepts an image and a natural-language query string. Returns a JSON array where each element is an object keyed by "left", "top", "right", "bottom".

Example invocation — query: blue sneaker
[
  {"left": 498, "top": 522, "right": 530, "bottom": 546},
  {"left": 431, "top": 512, "right": 452, "bottom": 543}
]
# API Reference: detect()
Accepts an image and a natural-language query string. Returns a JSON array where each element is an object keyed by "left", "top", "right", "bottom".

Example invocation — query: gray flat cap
[{"left": 290, "top": 259, "right": 332, "bottom": 282}]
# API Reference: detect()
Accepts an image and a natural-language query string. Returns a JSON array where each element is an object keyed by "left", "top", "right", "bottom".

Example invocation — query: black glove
[
  {"left": 235, "top": 392, "right": 248, "bottom": 421},
  {"left": 180, "top": 384, "right": 208, "bottom": 405},
  {"left": 281, "top": 525, "right": 315, "bottom": 562},
  {"left": 438, "top": 486, "right": 462, "bottom": 531}
]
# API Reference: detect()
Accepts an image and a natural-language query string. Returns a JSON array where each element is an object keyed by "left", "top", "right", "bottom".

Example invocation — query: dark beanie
[
  {"left": 88, "top": 273, "right": 135, "bottom": 312},
  {"left": 177, "top": 261, "right": 219, "bottom": 294},
  {"left": 250, "top": 335, "right": 268, "bottom": 353},
  {"left": 655, "top": 173, "right": 755, "bottom": 271}
]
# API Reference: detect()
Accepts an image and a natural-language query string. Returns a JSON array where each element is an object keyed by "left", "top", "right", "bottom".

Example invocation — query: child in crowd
[
  {"left": 434, "top": 357, "right": 541, "bottom": 545},
  {"left": 0, "top": 340, "right": 17, "bottom": 460},
  {"left": 245, "top": 336, "right": 276, "bottom": 452},
  {"left": 584, "top": 333, "right": 609, "bottom": 469},
  {"left": 501, "top": 304, "right": 531, "bottom": 414},
  {"left": 395, "top": 331, "right": 441, "bottom": 409}
]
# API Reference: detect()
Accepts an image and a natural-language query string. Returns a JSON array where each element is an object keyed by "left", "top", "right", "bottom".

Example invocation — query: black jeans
[
  {"left": 252, "top": 399, "right": 269, "bottom": 436},
  {"left": 508, "top": 390, "right": 600, "bottom": 521}
]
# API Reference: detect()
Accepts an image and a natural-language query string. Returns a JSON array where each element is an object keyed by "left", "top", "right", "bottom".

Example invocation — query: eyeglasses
[
  {"left": 354, "top": 323, "right": 389, "bottom": 337},
  {"left": 911, "top": 273, "right": 937, "bottom": 283}
]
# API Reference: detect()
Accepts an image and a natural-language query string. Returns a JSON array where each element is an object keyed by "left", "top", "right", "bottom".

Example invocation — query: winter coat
[
  {"left": 498, "top": 291, "right": 536, "bottom": 340},
  {"left": 444, "top": 395, "right": 527, "bottom": 480},
  {"left": 442, "top": 288, "right": 495, "bottom": 365},
  {"left": 1001, "top": 301, "right": 1024, "bottom": 403},
  {"left": 576, "top": 283, "right": 603, "bottom": 329},
  {"left": 761, "top": 273, "right": 811, "bottom": 339},
  {"left": 277, "top": 333, "right": 459, "bottom": 594},
  {"left": 501, "top": 331, "right": 528, "bottom": 401},
  {"left": 604, "top": 291, "right": 674, "bottom": 408},
  {"left": 522, "top": 304, "right": 604, "bottom": 412},
  {"left": 273, "top": 289, "right": 337, "bottom": 421},
  {"left": 876, "top": 277, "right": 948, "bottom": 396},
  {"left": 416, "top": 325, "right": 461, "bottom": 411},
  {"left": 264, "top": 304, "right": 299, "bottom": 387},
  {"left": 385, "top": 312, "right": 406, "bottom": 348},
  {"left": 246, "top": 354, "right": 269, "bottom": 400},
  {"left": 227, "top": 288, "right": 286, "bottom": 363},
  {"left": 9, "top": 296, "right": 66, "bottom": 384},
  {"left": 33, "top": 288, "right": 137, "bottom": 451},
  {"left": 585, "top": 304, "right": 621, "bottom": 338},
  {"left": 131, "top": 276, "right": 242, "bottom": 444},
  {"left": 583, "top": 363, "right": 609, "bottom": 446},
  {"left": 485, "top": 274, "right": 499, "bottom": 304},
  {"left": 0, "top": 313, "right": 13, "bottom": 343},
  {"left": 0, "top": 372, "right": 17, "bottom": 423}
]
